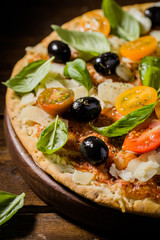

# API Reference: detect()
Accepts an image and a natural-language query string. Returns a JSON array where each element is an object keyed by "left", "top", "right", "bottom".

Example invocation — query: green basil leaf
[
  {"left": 3, "top": 57, "right": 54, "bottom": 93},
  {"left": 51, "top": 24, "right": 110, "bottom": 57},
  {"left": 102, "top": 0, "right": 140, "bottom": 41},
  {"left": 64, "top": 59, "right": 92, "bottom": 96},
  {"left": 139, "top": 56, "right": 160, "bottom": 91},
  {"left": 37, "top": 115, "right": 68, "bottom": 154},
  {"left": 0, "top": 192, "right": 25, "bottom": 226},
  {"left": 90, "top": 103, "right": 156, "bottom": 137}
]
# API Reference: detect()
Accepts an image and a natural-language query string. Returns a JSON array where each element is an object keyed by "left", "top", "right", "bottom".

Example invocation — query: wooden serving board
[{"left": 4, "top": 110, "right": 159, "bottom": 230}]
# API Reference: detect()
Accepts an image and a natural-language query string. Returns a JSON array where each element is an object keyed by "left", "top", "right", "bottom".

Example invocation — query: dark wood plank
[{"left": 0, "top": 213, "right": 104, "bottom": 240}]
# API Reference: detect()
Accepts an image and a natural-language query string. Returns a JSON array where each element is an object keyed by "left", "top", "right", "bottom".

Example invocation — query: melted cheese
[{"left": 110, "top": 151, "right": 160, "bottom": 182}]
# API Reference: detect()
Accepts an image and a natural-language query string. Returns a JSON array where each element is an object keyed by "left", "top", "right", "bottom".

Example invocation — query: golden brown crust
[{"left": 6, "top": 2, "right": 160, "bottom": 217}]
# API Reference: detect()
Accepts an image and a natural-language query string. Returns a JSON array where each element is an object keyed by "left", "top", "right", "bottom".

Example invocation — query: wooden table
[{"left": 0, "top": 0, "right": 159, "bottom": 239}]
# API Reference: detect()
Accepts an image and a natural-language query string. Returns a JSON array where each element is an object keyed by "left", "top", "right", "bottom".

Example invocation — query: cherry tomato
[
  {"left": 115, "top": 86, "right": 157, "bottom": 115},
  {"left": 37, "top": 87, "right": 74, "bottom": 116},
  {"left": 122, "top": 118, "right": 160, "bottom": 153},
  {"left": 120, "top": 36, "right": 157, "bottom": 60},
  {"left": 155, "top": 101, "right": 160, "bottom": 119},
  {"left": 78, "top": 11, "right": 110, "bottom": 36}
]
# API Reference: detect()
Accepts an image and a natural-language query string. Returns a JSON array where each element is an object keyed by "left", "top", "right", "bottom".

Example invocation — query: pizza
[{"left": 4, "top": 0, "right": 160, "bottom": 217}]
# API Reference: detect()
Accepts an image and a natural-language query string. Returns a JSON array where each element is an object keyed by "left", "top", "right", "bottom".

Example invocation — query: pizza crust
[{"left": 6, "top": 2, "right": 160, "bottom": 217}]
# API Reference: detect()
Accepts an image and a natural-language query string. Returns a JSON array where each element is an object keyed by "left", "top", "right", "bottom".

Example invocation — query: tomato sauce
[{"left": 36, "top": 107, "right": 160, "bottom": 202}]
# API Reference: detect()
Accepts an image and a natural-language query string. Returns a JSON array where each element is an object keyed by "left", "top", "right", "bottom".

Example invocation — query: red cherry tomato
[
  {"left": 37, "top": 87, "right": 74, "bottom": 116},
  {"left": 122, "top": 118, "right": 160, "bottom": 154}
]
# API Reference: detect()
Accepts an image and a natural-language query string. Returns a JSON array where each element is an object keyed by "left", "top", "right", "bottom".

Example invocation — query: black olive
[
  {"left": 145, "top": 7, "right": 160, "bottom": 27},
  {"left": 48, "top": 40, "right": 71, "bottom": 63},
  {"left": 94, "top": 52, "right": 120, "bottom": 75},
  {"left": 80, "top": 136, "right": 109, "bottom": 165},
  {"left": 71, "top": 97, "right": 101, "bottom": 122}
]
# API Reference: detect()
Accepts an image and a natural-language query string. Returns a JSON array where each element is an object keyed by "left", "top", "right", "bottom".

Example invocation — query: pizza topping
[
  {"left": 98, "top": 80, "right": 133, "bottom": 107},
  {"left": 71, "top": 97, "right": 101, "bottom": 122},
  {"left": 90, "top": 103, "right": 156, "bottom": 137},
  {"left": 94, "top": 52, "right": 120, "bottom": 75},
  {"left": 122, "top": 118, "right": 160, "bottom": 153},
  {"left": 128, "top": 7, "right": 152, "bottom": 35},
  {"left": 145, "top": 7, "right": 160, "bottom": 28},
  {"left": 3, "top": 57, "right": 54, "bottom": 93},
  {"left": 78, "top": 11, "right": 110, "bottom": 36},
  {"left": 115, "top": 86, "right": 157, "bottom": 115},
  {"left": 64, "top": 59, "right": 92, "bottom": 96},
  {"left": 110, "top": 150, "right": 160, "bottom": 182},
  {"left": 108, "top": 36, "right": 126, "bottom": 54},
  {"left": 51, "top": 24, "right": 110, "bottom": 60},
  {"left": 102, "top": 0, "right": 140, "bottom": 41},
  {"left": 48, "top": 40, "right": 71, "bottom": 63},
  {"left": 150, "top": 30, "right": 160, "bottom": 42},
  {"left": 120, "top": 36, "right": 157, "bottom": 61},
  {"left": 37, "top": 87, "right": 74, "bottom": 116},
  {"left": 155, "top": 101, "right": 160, "bottom": 119},
  {"left": 20, "top": 93, "right": 36, "bottom": 107},
  {"left": 80, "top": 136, "right": 109, "bottom": 165},
  {"left": 139, "top": 56, "right": 160, "bottom": 91},
  {"left": 115, "top": 64, "right": 134, "bottom": 82},
  {"left": 20, "top": 106, "right": 53, "bottom": 126},
  {"left": 36, "top": 115, "right": 68, "bottom": 154},
  {"left": 72, "top": 170, "right": 94, "bottom": 185}
]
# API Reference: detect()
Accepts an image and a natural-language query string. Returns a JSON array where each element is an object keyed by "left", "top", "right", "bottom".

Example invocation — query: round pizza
[{"left": 4, "top": 0, "right": 160, "bottom": 217}]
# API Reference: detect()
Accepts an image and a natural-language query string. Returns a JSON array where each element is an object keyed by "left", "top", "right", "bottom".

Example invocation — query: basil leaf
[
  {"left": 37, "top": 116, "right": 68, "bottom": 154},
  {"left": 90, "top": 103, "right": 156, "bottom": 137},
  {"left": 102, "top": 0, "right": 140, "bottom": 41},
  {"left": 51, "top": 24, "right": 110, "bottom": 57},
  {"left": 3, "top": 57, "right": 54, "bottom": 93},
  {"left": 139, "top": 56, "right": 160, "bottom": 91},
  {"left": 64, "top": 59, "right": 92, "bottom": 96},
  {"left": 0, "top": 192, "right": 25, "bottom": 226}
]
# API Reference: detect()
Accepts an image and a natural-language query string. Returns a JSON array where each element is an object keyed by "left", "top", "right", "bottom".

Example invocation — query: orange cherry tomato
[
  {"left": 120, "top": 36, "right": 157, "bottom": 60},
  {"left": 122, "top": 118, "right": 160, "bottom": 153},
  {"left": 37, "top": 87, "right": 74, "bottom": 116},
  {"left": 155, "top": 101, "right": 160, "bottom": 119},
  {"left": 115, "top": 86, "right": 157, "bottom": 115},
  {"left": 78, "top": 11, "right": 110, "bottom": 37}
]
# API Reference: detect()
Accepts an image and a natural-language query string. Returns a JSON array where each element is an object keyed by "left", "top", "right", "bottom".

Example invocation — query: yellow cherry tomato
[
  {"left": 78, "top": 11, "right": 110, "bottom": 37},
  {"left": 120, "top": 36, "right": 157, "bottom": 61},
  {"left": 115, "top": 86, "right": 157, "bottom": 115}
]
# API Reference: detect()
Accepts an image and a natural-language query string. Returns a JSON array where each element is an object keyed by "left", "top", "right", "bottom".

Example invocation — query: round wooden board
[{"left": 4, "top": 110, "right": 159, "bottom": 231}]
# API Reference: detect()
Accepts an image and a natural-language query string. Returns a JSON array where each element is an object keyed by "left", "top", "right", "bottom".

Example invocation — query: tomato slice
[
  {"left": 78, "top": 11, "right": 110, "bottom": 36},
  {"left": 120, "top": 36, "right": 157, "bottom": 60},
  {"left": 122, "top": 118, "right": 160, "bottom": 153},
  {"left": 115, "top": 86, "right": 157, "bottom": 115},
  {"left": 37, "top": 87, "right": 74, "bottom": 116}
]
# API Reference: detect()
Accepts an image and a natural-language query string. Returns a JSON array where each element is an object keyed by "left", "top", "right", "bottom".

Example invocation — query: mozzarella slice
[
  {"left": 150, "top": 31, "right": 160, "bottom": 42},
  {"left": 20, "top": 106, "right": 54, "bottom": 126},
  {"left": 98, "top": 81, "right": 133, "bottom": 107},
  {"left": 72, "top": 170, "right": 94, "bottom": 185},
  {"left": 128, "top": 7, "right": 152, "bottom": 35},
  {"left": 20, "top": 93, "right": 36, "bottom": 107}
]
